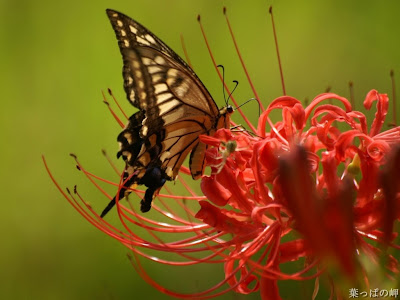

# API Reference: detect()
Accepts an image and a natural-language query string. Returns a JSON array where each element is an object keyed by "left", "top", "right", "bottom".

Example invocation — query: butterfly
[{"left": 101, "top": 9, "right": 233, "bottom": 217}]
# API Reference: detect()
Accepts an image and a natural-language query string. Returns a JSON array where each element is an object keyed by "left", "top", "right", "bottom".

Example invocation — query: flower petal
[
  {"left": 363, "top": 90, "right": 389, "bottom": 137},
  {"left": 201, "top": 175, "right": 232, "bottom": 206}
]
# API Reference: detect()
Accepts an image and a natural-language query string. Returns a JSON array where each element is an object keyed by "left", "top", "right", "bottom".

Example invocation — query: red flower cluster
[
  {"left": 44, "top": 89, "right": 400, "bottom": 299},
  {"left": 197, "top": 90, "right": 400, "bottom": 298}
]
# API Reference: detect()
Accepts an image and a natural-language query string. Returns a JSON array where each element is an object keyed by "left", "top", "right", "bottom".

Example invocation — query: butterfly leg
[{"left": 139, "top": 167, "right": 166, "bottom": 212}]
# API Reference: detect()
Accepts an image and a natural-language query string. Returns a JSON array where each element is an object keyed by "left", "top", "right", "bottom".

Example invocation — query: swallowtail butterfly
[{"left": 101, "top": 9, "right": 233, "bottom": 217}]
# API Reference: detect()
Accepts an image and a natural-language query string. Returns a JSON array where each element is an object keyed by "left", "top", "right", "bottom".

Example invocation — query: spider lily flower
[
  {"left": 44, "top": 89, "right": 400, "bottom": 300},
  {"left": 198, "top": 90, "right": 400, "bottom": 298},
  {"left": 43, "top": 6, "right": 400, "bottom": 299}
]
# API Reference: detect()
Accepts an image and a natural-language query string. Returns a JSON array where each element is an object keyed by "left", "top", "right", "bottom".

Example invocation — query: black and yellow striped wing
[{"left": 101, "top": 9, "right": 232, "bottom": 216}]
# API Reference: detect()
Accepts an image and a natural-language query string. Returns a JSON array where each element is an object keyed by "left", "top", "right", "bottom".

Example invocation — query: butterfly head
[
  {"left": 226, "top": 105, "right": 234, "bottom": 114},
  {"left": 217, "top": 105, "right": 234, "bottom": 130}
]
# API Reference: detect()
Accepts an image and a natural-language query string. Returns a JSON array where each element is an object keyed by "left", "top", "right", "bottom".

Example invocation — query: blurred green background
[{"left": 1, "top": 0, "right": 400, "bottom": 299}]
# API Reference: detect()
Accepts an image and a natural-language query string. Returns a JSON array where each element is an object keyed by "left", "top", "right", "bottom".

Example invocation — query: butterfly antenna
[
  {"left": 227, "top": 80, "right": 239, "bottom": 105},
  {"left": 234, "top": 97, "right": 260, "bottom": 116},
  {"left": 217, "top": 65, "right": 228, "bottom": 105}
]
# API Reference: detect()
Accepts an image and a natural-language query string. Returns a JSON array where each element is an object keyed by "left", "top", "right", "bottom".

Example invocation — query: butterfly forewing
[
  {"left": 106, "top": 10, "right": 219, "bottom": 116},
  {"left": 102, "top": 9, "right": 232, "bottom": 216}
]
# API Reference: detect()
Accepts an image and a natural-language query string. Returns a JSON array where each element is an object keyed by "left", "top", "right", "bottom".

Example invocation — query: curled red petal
[
  {"left": 257, "top": 95, "right": 301, "bottom": 137},
  {"left": 215, "top": 167, "right": 254, "bottom": 213},
  {"left": 268, "top": 95, "right": 302, "bottom": 110},
  {"left": 363, "top": 89, "right": 389, "bottom": 137},
  {"left": 251, "top": 140, "right": 276, "bottom": 203},
  {"left": 195, "top": 200, "right": 219, "bottom": 227},
  {"left": 312, "top": 104, "right": 365, "bottom": 136},
  {"left": 257, "top": 109, "right": 271, "bottom": 138},
  {"left": 236, "top": 265, "right": 260, "bottom": 294},
  {"left": 316, "top": 120, "right": 341, "bottom": 150},
  {"left": 214, "top": 128, "right": 234, "bottom": 141},
  {"left": 291, "top": 103, "right": 306, "bottom": 130},
  {"left": 224, "top": 258, "right": 260, "bottom": 294},
  {"left": 366, "top": 140, "right": 390, "bottom": 161},
  {"left": 312, "top": 104, "right": 350, "bottom": 125},
  {"left": 282, "top": 102, "right": 306, "bottom": 132},
  {"left": 335, "top": 130, "right": 373, "bottom": 161},
  {"left": 201, "top": 175, "right": 232, "bottom": 206},
  {"left": 305, "top": 92, "right": 352, "bottom": 120},
  {"left": 357, "top": 154, "right": 380, "bottom": 204},
  {"left": 195, "top": 201, "right": 258, "bottom": 236},
  {"left": 321, "top": 151, "right": 339, "bottom": 194},
  {"left": 257, "top": 138, "right": 281, "bottom": 172},
  {"left": 232, "top": 151, "right": 247, "bottom": 171},
  {"left": 347, "top": 110, "right": 368, "bottom": 134},
  {"left": 199, "top": 134, "right": 221, "bottom": 147}
]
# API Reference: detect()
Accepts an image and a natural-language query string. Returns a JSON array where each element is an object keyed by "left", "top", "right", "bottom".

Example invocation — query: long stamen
[
  {"left": 269, "top": 6, "right": 286, "bottom": 95},
  {"left": 102, "top": 90, "right": 125, "bottom": 128},
  {"left": 349, "top": 81, "right": 355, "bottom": 110},
  {"left": 108, "top": 88, "right": 129, "bottom": 120},
  {"left": 390, "top": 70, "right": 397, "bottom": 126},
  {"left": 197, "top": 14, "right": 257, "bottom": 133},
  {"left": 180, "top": 33, "right": 193, "bottom": 69},
  {"left": 224, "top": 7, "right": 265, "bottom": 111},
  {"left": 101, "top": 149, "right": 121, "bottom": 176}
]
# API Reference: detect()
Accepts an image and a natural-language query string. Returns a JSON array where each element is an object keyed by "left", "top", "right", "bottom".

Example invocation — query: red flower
[
  {"left": 43, "top": 7, "right": 400, "bottom": 298},
  {"left": 198, "top": 90, "right": 400, "bottom": 299},
  {"left": 44, "top": 88, "right": 400, "bottom": 299}
]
